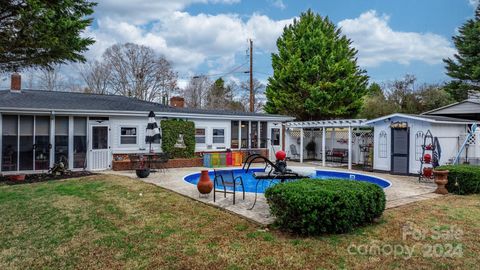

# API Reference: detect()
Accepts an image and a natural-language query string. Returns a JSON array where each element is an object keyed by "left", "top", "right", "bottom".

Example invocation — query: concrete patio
[{"left": 104, "top": 164, "right": 441, "bottom": 226}]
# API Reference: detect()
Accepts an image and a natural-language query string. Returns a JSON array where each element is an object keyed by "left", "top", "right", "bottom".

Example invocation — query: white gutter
[
  {"left": 0, "top": 107, "right": 294, "bottom": 121},
  {"left": 364, "top": 113, "right": 473, "bottom": 125}
]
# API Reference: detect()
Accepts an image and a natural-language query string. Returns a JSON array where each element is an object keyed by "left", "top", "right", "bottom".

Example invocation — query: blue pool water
[{"left": 183, "top": 168, "right": 391, "bottom": 193}]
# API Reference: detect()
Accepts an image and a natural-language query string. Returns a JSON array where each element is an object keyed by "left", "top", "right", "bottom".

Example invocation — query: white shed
[{"left": 366, "top": 114, "right": 473, "bottom": 175}]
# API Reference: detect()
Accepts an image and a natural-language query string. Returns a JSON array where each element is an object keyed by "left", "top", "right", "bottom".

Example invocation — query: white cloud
[
  {"left": 271, "top": 0, "right": 286, "bottom": 10},
  {"left": 95, "top": 0, "right": 240, "bottom": 24},
  {"left": 84, "top": 9, "right": 293, "bottom": 74},
  {"left": 338, "top": 10, "right": 456, "bottom": 67},
  {"left": 469, "top": 0, "right": 479, "bottom": 7}
]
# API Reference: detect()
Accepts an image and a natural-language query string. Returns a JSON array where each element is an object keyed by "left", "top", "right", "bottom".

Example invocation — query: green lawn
[{"left": 0, "top": 175, "right": 479, "bottom": 269}]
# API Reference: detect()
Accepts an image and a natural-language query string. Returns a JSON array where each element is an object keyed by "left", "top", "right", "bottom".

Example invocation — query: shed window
[
  {"left": 120, "top": 127, "right": 137, "bottom": 144},
  {"left": 415, "top": 131, "right": 424, "bottom": 161},
  {"left": 213, "top": 128, "right": 225, "bottom": 144},
  {"left": 195, "top": 128, "right": 206, "bottom": 144},
  {"left": 378, "top": 130, "right": 387, "bottom": 158}
]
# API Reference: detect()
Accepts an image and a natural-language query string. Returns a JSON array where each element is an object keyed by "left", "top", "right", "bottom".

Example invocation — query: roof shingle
[{"left": 0, "top": 89, "right": 289, "bottom": 118}]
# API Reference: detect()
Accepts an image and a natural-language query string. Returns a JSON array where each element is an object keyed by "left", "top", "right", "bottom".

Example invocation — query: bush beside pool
[{"left": 183, "top": 168, "right": 391, "bottom": 193}]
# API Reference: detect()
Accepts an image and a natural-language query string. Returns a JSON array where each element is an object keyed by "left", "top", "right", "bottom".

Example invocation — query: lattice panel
[{"left": 287, "top": 128, "right": 323, "bottom": 138}]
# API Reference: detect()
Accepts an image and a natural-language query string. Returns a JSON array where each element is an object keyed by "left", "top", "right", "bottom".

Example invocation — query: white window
[
  {"left": 415, "top": 131, "right": 424, "bottom": 161},
  {"left": 195, "top": 128, "right": 206, "bottom": 144},
  {"left": 212, "top": 128, "right": 225, "bottom": 144},
  {"left": 378, "top": 130, "right": 387, "bottom": 158},
  {"left": 120, "top": 127, "right": 137, "bottom": 144}
]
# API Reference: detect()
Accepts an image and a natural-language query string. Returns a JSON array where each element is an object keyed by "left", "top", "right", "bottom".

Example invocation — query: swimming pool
[{"left": 183, "top": 168, "right": 391, "bottom": 193}]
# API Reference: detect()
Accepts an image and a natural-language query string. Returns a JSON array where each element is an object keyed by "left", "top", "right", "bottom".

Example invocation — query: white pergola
[{"left": 285, "top": 119, "right": 367, "bottom": 169}]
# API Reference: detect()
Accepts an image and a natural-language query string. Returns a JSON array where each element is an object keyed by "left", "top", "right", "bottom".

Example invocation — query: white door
[{"left": 89, "top": 125, "right": 110, "bottom": 170}]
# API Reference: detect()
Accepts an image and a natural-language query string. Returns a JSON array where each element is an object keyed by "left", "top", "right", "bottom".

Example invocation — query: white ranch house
[{"left": 0, "top": 74, "right": 293, "bottom": 174}]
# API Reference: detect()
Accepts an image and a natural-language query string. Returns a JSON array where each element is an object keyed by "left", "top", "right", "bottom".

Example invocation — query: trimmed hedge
[
  {"left": 436, "top": 164, "right": 480, "bottom": 195},
  {"left": 265, "top": 179, "right": 386, "bottom": 235},
  {"left": 161, "top": 119, "right": 195, "bottom": 158}
]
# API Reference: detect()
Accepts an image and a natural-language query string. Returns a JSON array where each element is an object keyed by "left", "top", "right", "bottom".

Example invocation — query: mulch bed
[{"left": 0, "top": 171, "right": 95, "bottom": 185}]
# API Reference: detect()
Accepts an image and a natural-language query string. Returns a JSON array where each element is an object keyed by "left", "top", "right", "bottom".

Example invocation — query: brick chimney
[
  {"left": 10, "top": 72, "right": 21, "bottom": 92},
  {"left": 170, "top": 96, "right": 185, "bottom": 108}
]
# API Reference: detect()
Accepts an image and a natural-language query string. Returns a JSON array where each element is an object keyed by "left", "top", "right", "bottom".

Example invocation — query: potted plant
[{"left": 135, "top": 155, "right": 150, "bottom": 178}]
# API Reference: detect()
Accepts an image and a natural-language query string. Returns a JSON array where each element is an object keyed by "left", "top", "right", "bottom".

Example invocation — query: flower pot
[
  {"left": 423, "top": 153, "right": 431, "bottom": 164},
  {"left": 9, "top": 174, "right": 25, "bottom": 181},
  {"left": 197, "top": 170, "right": 213, "bottom": 195},
  {"left": 423, "top": 167, "right": 433, "bottom": 178},
  {"left": 433, "top": 170, "right": 449, "bottom": 195},
  {"left": 136, "top": 168, "right": 151, "bottom": 178}
]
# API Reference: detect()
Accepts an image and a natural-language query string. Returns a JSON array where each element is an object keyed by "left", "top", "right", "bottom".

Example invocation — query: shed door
[{"left": 391, "top": 128, "right": 409, "bottom": 175}]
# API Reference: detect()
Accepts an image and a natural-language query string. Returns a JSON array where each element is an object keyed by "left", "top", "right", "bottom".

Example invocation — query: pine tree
[
  {"left": 444, "top": 5, "right": 480, "bottom": 101},
  {"left": 264, "top": 9, "right": 369, "bottom": 120},
  {"left": 0, "top": 0, "right": 96, "bottom": 71}
]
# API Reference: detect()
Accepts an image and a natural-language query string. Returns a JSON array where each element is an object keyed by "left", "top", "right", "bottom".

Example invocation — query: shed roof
[{"left": 365, "top": 113, "right": 474, "bottom": 125}]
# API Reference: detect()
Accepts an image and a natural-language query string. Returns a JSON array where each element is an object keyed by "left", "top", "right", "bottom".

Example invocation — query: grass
[{"left": 0, "top": 175, "right": 479, "bottom": 269}]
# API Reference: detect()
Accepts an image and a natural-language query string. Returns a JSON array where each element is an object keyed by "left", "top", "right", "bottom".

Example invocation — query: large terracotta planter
[
  {"left": 433, "top": 170, "right": 449, "bottom": 195},
  {"left": 197, "top": 170, "right": 213, "bottom": 195}
]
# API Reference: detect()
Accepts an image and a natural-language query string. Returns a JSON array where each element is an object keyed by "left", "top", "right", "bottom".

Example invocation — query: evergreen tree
[
  {"left": 0, "top": 0, "right": 96, "bottom": 71},
  {"left": 264, "top": 9, "right": 369, "bottom": 120},
  {"left": 444, "top": 4, "right": 480, "bottom": 101}
]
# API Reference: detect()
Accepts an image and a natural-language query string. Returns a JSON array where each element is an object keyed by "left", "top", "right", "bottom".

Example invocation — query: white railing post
[
  {"left": 322, "top": 127, "right": 326, "bottom": 167},
  {"left": 300, "top": 128, "right": 304, "bottom": 163},
  {"left": 348, "top": 125, "right": 352, "bottom": 170}
]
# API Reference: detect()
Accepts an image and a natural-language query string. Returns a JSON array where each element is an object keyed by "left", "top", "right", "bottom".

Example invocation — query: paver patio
[{"left": 104, "top": 163, "right": 440, "bottom": 225}]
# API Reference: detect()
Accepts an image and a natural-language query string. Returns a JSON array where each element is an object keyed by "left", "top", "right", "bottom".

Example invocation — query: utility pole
[{"left": 249, "top": 39, "right": 254, "bottom": 112}]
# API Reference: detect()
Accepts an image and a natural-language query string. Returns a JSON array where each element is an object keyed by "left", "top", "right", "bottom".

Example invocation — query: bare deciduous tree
[
  {"left": 102, "top": 43, "right": 178, "bottom": 102},
  {"left": 183, "top": 75, "right": 210, "bottom": 108},
  {"left": 239, "top": 78, "right": 265, "bottom": 112},
  {"left": 38, "top": 66, "right": 64, "bottom": 91},
  {"left": 79, "top": 60, "right": 111, "bottom": 94}
]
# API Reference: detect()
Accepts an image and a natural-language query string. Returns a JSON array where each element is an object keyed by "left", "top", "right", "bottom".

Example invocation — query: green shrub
[
  {"left": 265, "top": 179, "right": 386, "bottom": 235},
  {"left": 161, "top": 119, "right": 195, "bottom": 158},
  {"left": 436, "top": 164, "right": 480, "bottom": 195}
]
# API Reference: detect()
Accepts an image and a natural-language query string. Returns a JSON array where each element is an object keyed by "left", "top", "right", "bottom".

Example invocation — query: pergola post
[
  {"left": 348, "top": 125, "right": 352, "bottom": 170},
  {"left": 322, "top": 127, "right": 326, "bottom": 167},
  {"left": 300, "top": 128, "right": 304, "bottom": 163}
]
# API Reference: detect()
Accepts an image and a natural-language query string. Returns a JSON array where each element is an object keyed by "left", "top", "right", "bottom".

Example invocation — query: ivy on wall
[{"left": 161, "top": 119, "right": 195, "bottom": 158}]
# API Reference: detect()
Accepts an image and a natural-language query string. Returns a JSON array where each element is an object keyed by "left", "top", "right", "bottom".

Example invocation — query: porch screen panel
[
  {"left": 260, "top": 122, "right": 267, "bottom": 148},
  {"left": 231, "top": 121, "right": 239, "bottom": 148},
  {"left": 251, "top": 121, "right": 258, "bottom": 148},
  {"left": 19, "top": 116, "right": 34, "bottom": 170},
  {"left": 2, "top": 115, "right": 18, "bottom": 171},
  {"left": 73, "top": 117, "right": 87, "bottom": 168},
  {"left": 271, "top": 128, "right": 280, "bottom": 146},
  {"left": 241, "top": 121, "right": 249, "bottom": 148},
  {"left": 55, "top": 116, "right": 69, "bottom": 167},
  {"left": 35, "top": 116, "right": 50, "bottom": 170}
]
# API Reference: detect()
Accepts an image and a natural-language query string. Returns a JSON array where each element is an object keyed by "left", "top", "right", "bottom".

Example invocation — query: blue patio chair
[{"left": 213, "top": 169, "right": 245, "bottom": 205}]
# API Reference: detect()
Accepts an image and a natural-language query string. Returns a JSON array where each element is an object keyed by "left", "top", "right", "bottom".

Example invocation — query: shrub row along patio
[{"left": 0, "top": 175, "right": 479, "bottom": 269}]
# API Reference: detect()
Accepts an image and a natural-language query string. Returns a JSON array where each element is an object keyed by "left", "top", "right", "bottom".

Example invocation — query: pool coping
[
  {"left": 182, "top": 168, "right": 393, "bottom": 194},
  {"left": 102, "top": 165, "right": 440, "bottom": 226}
]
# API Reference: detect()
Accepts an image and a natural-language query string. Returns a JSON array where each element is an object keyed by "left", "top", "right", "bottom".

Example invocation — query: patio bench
[{"left": 326, "top": 148, "right": 348, "bottom": 163}]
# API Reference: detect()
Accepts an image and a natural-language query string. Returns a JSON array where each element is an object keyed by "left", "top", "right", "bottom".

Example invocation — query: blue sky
[{"left": 1, "top": 0, "right": 476, "bottom": 89}]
